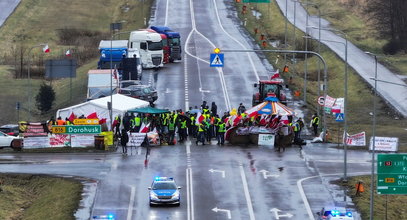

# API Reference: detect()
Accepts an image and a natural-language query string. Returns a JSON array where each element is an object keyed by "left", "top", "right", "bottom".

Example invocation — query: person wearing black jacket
[{"left": 120, "top": 129, "right": 129, "bottom": 155}]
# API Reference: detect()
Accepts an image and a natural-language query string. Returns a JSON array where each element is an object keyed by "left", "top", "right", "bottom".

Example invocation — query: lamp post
[
  {"left": 284, "top": 0, "right": 288, "bottom": 63},
  {"left": 320, "top": 36, "right": 348, "bottom": 181},
  {"left": 27, "top": 43, "right": 47, "bottom": 121},
  {"left": 365, "top": 51, "right": 377, "bottom": 220}
]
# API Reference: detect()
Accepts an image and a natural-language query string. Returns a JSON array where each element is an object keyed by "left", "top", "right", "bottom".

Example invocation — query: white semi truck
[{"left": 129, "top": 30, "right": 164, "bottom": 69}]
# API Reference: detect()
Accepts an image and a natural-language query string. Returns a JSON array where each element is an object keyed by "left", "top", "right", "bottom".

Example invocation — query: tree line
[{"left": 366, "top": 0, "right": 407, "bottom": 54}]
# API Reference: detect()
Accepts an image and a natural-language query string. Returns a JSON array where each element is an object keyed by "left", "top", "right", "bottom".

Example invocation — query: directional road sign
[
  {"left": 335, "top": 113, "right": 344, "bottom": 122},
  {"left": 52, "top": 125, "right": 101, "bottom": 134},
  {"left": 377, "top": 154, "right": 407, "bottom": 194},
  {"left": 210, "top": 53, "right": 224, "bottom": 67}
]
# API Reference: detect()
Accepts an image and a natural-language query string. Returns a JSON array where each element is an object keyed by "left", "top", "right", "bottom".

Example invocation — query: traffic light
[{"left": 283, "top": 65, "right": 289, "bottom": 73}]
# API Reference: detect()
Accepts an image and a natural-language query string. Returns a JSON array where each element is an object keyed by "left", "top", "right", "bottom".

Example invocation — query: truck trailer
[
  {"left": 150, "top": 26, "right": 181, "bottom": 62},
  {"left": 129, "top": 30, "right": 164, "bottom": 69}
]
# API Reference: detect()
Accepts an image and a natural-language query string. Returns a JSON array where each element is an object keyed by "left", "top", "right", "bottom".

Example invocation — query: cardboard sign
[
  {"left": 128, "top": 133, "right": 147, "bottom": 147},
  {"left": 258, "top": 134, "right": 275, "bottom": 147}
]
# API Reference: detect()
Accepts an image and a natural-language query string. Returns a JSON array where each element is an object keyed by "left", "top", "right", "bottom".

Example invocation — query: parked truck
[
  {"left": 150, "top": 26, "right": 182, "bottom": 62},
  {"left": 129, "top": 30, "right": 164, "bottom": 68},
  {"left": 98, "top": 40, "right": 142, "bottom": 80},
  {"left": 86, "top": 69, "right": 118, "bottom": 100}
]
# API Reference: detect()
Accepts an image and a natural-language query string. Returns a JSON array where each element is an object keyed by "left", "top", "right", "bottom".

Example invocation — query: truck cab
[
  {"left": 150, "top": 26, "right": 181, "bottom": 62},
  {"left": 129, "top": 30, "right": 164, "bottom": 69},
  {"left": 98, "top": 40, "right": 128, "bottom": 70}
]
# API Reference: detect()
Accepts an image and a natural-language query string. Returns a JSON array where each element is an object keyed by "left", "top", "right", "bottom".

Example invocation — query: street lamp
[
  {"left": 365, "top": 51, "right": 377, "bottom": 220},
  {"left": 320, "top": 37, "right": 348, "bottom": 182},
  {"left": 27, "top": 43, "right": 47, "bottom": 121}
]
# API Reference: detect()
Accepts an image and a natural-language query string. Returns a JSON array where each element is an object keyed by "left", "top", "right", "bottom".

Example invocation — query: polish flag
[
  {"left": 233, "top": 115, "right": 242, "bottom": 126},
  {"left": 68, "top": 112, "right": 76, "bottom": 122},
  {"left": 42, "top": 44, "right": 50, "bottom": 53},
  {"left": 65, "top": 49, "right": 71, "bottom": 56},
  {"left": 140, "top": 122, "right": 150, "bottom": 133},
  {"left": 112, "top": 65, "right": 118, "bottom": 80},
  {"left": 195, "top": 112, "right": 205, "bottom": 124},
  {"left": 270, "top": 69, "right": 280, "bottom": 79},
  {"left": 87, "top": 112, "right": 98, "bottom": 119},
  {"left": 99, "top": 118, "right": 107, "bottom": 124}
]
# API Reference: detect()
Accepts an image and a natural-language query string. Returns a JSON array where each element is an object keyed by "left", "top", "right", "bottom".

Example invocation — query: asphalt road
[
  {"left": 276, "top": 0, "right": 407, "bottom": 117},
  {"left": 0, "top": 0, "right": 20, "bottom": 27}
]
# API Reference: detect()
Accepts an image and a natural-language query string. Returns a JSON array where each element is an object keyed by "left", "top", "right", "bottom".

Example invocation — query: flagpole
[{"left": 27, "top": 43, "right": 47, "bottom": 121}]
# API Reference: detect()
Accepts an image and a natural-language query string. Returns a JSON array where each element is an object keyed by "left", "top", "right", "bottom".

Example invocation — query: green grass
[
  {"left": 0, "top": 174, "right": 82, "bottom": 220},
  {"left": 309, "top": 0, "right": 407, "bottom": 75},
  {"left": 0, "top": 0, "right": 153, "bottom": 124},
  {"left": 333, "top": 176, "right": 407, "bottom": 220},
  {"left": 236, "top": 2, "right": 407, "bottom": 150}
]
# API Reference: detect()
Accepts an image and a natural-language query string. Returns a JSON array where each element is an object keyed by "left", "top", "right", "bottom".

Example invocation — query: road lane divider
[
  {"left": 186, "top": 168, "right": 195, "bottom": 220},
  {"left": 239, "top": 164, "right": 256, "bottom": 220},
  {"left": 126, "top": 186, "right": 136, "bottom": 220}
]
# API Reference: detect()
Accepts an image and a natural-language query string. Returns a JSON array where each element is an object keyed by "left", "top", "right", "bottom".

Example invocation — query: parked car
[
  {"left": 0, "top": 124, "right": 19, "bottom": 136},
  {"left": 118, "top": 85, "right": 158, "bottom": 104},
  {"left": 0, "top": 131, "right": 22, "bottom": 148},
  {"left": 120, "top": 80, "right": 142, "bottom": 88}
]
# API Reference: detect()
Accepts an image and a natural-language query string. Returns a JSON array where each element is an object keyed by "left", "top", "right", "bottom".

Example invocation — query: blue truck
[
  {"left": 150, "top": 26, "right": 182, "bottom": 62},
  {"left": 98, "top": 40, "right": 142, "bottom": 80}
]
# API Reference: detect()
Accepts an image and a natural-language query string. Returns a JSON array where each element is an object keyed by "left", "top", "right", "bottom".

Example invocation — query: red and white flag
[
  {"left": 113, "top": 65, "right": 118, "bottom": 80},
  {"left": 86, "top": 112, "right": 98, "bottom": 119},
  {"left": 65, "top": 49, "right": 71, "bottom": 56},
  {"left": 140, "top": 122, "right": 150, "bottom": 133},
  {"left": 270, "top": 69, "right": 280, "bottom": 79},
  {"left": 195, "top": 112, "right": 205, "bottom": 124},
  {"left": 42, "top": 44, "right": 50, "bottom": 53}
]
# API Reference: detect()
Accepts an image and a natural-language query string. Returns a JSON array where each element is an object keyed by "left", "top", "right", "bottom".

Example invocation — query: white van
[{"left": 129, "top": 30, "right": 164, "bottom": 69}]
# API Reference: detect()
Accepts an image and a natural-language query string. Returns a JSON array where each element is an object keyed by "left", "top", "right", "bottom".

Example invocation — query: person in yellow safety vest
[
  {"left": 168, "top": 116, "right": 176, "bottom": 145},
  {"left": 65, "top": 118, "right": 71, "bottom": 125},
  {"left": 311, "top": 113, "right": 319, "bottom": 136},
  {"left": 217, "top": 121, "right": 226, "bottom": 145},
  {"left": 132, "top": 114, "right": 141, "bottom": 132},
  {"left": 179, "top": 119, "right": 187, "bottom": 142},
  {"left": 196, "top": 121, "right": 206, "bottom": 145},
  {"left": 293, "top": 120, "right": 301, "bottom": 143},
  {"left": 189, "top": 115, "right": 196, "bottom": 138}
]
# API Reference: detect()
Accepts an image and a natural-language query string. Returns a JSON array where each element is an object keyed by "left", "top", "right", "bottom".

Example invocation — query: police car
[
  {"left": 316, "top": 207, "right": 354, "bottom": 220},
  {"left": 148, "top": 177, "right": 181, "bottom": 206}
]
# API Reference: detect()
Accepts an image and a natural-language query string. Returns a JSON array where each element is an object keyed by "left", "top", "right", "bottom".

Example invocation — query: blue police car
[{"left": 148, "top": 177, "right": 181, "bottom": 206}]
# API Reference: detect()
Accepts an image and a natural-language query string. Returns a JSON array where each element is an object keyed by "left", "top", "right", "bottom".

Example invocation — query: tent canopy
[
  {"left": 245, "top": 98, "right": 295, "bottom": 117},
  {"left": 128, "top": 106, "right": 170, "bottom": 114},
  {"left": 56, "top": 94, "right": 149, "bottom": 124}
]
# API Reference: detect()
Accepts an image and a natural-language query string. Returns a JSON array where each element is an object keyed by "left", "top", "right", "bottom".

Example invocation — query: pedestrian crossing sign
[
  {"left": 335, "top": 113, "right": 344, "bottom": 122},
  {"left": 210, "top": 53, "right": 224, "bottom": 67}
]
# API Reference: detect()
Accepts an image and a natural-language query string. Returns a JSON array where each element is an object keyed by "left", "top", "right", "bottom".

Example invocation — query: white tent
[{"left": 56, "top": 94, "right": 149, "bottom": 124}]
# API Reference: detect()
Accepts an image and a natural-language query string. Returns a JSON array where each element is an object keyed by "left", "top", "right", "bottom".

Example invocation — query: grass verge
[
  {"left": 333, "top": 176, "right": 407, "bottom": 220},
  {"left": 0, "top": 0, "right": 153, "bottom": 124},
  {"left": 235, "top": 2, "right": 407, "bottom": 151},
  {"left": 0, "top": 174, "right": 82, "bottom": 220}
]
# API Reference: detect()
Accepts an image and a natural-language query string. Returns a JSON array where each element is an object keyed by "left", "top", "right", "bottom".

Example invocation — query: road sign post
[{"left": 377, "top": 154, "right": 407, "bottom": 194}]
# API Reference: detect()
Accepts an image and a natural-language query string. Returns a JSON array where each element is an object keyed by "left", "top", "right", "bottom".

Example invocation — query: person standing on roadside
[
  {"left": 311, "top": 113, "right": 319, "bottom": 136},
  {"left": 120, "top": 129, "right": 129, "bottom": 155}
]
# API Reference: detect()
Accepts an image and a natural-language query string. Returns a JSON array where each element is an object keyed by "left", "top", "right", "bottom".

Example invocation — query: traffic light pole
[{"left": 221, "top": 49, "right": 328, "bottom": 141}]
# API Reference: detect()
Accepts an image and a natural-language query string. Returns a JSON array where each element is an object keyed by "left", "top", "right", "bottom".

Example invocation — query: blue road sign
[
  {"left": 335, "top": 113, "right": 344, "bottom": 122},
  {"left": 210, "top": 53, "right": 224, "bottom": 67}
]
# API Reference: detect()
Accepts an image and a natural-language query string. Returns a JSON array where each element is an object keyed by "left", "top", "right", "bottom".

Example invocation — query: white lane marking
[
  {"left": 186, "top": 169, "right": 191, "bottom": 220},
  {"left": 212, "top": 0, "right": 260, "bottom": 82},
  {"left": 270, "top": 208, "right": 293, "bottom": 219},
  {"left": 190, "top": 168, "right": 195, "bottom": 220},
  {"left": 126, "top": 186, "right": 136, "bottom": 220},
  {"left": 186, "top": 143, "right": 191, "bottom": 154},
  {"left": 184, "top": 0, "right": 231, "bottom": 109},
  {"left": 184, "top": 53, "right": 189, "bottom": 110},
  {"left": 208, "top": 169, "right": 226, "bottom": 178},
  {"left": 259, "top": 169, "right": 280, "bottom": 179},
  {"left": 212, "top": 207, "right": 232, "bottom": 219},
  {"left": 148, "top": 71, "right": 153, "bottom": 86},
  {"left": 297, "top": 172, "right": 370, "bottom": 220},
  {"left": 164, "top": 0, "right": 169, "bottom": 26},
  {"left": 239, "top": 164, "right": 255, "bottom": 220}
]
